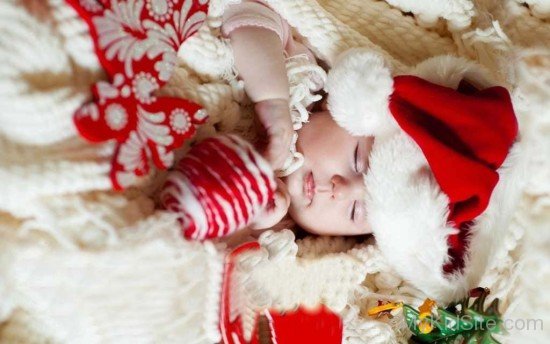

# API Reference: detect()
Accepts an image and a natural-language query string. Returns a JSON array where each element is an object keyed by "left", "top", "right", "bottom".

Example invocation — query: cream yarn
[
  {"left": 0, "top": 0, "right": 102, "bottom": 146},
  {"left": 230, "top": 229, "right": 429, "bottom": 343},
  {"left": 1, "top": 0, "right": 549, "bottom": 343},
  {"left": 1, "top": 212, "right": 224, "bottom": 344},
  {"left": 0, "top": 136, "right": 113, "bottom": 218}
]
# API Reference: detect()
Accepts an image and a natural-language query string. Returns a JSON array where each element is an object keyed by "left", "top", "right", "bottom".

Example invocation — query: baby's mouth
[{"left": 304, "top": 171, "right": 315, "bottom": 205}]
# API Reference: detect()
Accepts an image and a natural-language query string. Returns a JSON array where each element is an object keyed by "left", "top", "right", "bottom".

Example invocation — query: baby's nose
[{"left": 331, "top": 175, "right": 364, "bottom": 200}]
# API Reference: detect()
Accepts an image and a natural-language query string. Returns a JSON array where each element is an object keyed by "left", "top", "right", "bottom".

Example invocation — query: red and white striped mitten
[{"left": 160, "top": 135, "right": 276, "bottom": 240}]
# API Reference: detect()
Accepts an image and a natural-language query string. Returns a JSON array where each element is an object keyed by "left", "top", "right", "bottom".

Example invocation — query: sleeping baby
[
  {"left": 222, "top": 0, "right": 376, "bottom": 236},
  {"left": 162, "top": 0, "right": 521, "bottom": 302},
  {"left": 216, "top": 0, "right": 522, "bottom": 301}
]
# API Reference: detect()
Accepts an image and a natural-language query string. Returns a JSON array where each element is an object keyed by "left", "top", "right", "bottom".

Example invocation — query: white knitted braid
[
  {"left": 17, "top": 192, "right": 155, "bottom": 249},
  {"left": 178, "top": 24, "right": 236, "bottom": 80},
  {"left": 0, "top": 0, "right": 102, "bottom": 146},
  {"left": 383, "top": 0, "right": 475, "bottom": 30},
  {"left": 0, "top": 212, "right": 224, "bottom": 344},
  {"left": 0, "top": 135, "right": 113, "bottom": 218},
  {"left": 444, "top": 0, "right": 515, "bottom": 85},
  {"left": 317, "top": 0, "right": 458, "bottom": 66},
  {"left": 263, "top": 0, "right": 408, "bottom": 72},
  {"left": 0, "top": 0, "right": 115, "bottom": 220}
]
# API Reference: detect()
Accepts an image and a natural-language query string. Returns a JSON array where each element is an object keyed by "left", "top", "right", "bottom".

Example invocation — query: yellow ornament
[
  {"left": 367, "top": 302, "right": 403, "bottom": 317},
  {"left": 418, "top": 319, "right": 434, "bottom": 334},
  {"left": 418, "top": 298, "right": 437, "bottom": 319}
]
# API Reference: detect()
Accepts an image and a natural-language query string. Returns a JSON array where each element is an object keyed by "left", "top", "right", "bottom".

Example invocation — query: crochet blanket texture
[{"left": 0, "top": 0, "right": 549, "bottom": 343}]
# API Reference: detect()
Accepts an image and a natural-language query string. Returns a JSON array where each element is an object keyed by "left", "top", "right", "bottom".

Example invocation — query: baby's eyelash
[
  {"left": 354, "top": 143, "right": 359, "bottom": 172},
  {"left": 350, "top": 201, "right": 356, "bottom": 221}
]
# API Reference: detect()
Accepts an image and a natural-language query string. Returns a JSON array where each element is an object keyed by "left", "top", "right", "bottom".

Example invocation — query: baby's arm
[
  {"left": 223, "top": 1, "right": 293, "bottom": 171},
  {"left": 229, "top": 27, "right": 289, "bottom": 102}
]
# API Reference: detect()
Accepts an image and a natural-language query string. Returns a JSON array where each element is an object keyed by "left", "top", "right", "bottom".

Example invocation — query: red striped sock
[{"left": 160, "top": 135, "right": 276, "bottom": 240}]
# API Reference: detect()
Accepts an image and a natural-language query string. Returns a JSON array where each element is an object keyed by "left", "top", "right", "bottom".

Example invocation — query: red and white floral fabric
[{"left": 66, "top": 0, "right": 209, "bottom": 189}]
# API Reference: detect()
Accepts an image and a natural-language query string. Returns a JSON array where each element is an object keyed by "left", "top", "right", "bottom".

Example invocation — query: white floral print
[
  {"left": 170, "top": 109, "right": 191, "bottom": 134},
  {"left": 105, "top": 104, "right": 128, "bottom": 130}
]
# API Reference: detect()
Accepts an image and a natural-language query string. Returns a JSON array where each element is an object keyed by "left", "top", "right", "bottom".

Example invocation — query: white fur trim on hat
[
  {"left": 326, "top": 49, "right": 397, "bottom": 137},
  {"left": 365, "top": 131, "right": 524, "bottom": 303},
  {"left": 365, "top": 132, "right": 467, "bottom": 303}
]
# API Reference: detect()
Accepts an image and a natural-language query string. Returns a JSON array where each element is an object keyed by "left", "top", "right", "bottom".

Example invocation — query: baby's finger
[
  {"left": 251, "top": 179, "right": 289, "bottom": 230},
  {"left": 266, "top": 126, "right": 293, "bottom": 170},
  {"left": 273, "top": 178, "right": 290, "bottom": 207}
]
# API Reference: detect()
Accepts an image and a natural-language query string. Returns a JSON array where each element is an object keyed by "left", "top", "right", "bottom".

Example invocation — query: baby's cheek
[
  {"left": 287, "top": 202, "right": 311, "bottom": 230},
  {"left": 287, "top": 205, "right": 326, "bottom": 235}
]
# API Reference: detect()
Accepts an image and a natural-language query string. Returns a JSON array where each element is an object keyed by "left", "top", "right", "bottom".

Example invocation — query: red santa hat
[
  {"left": 325, "top": 49, "right": 519, "bottom": 301},
  {"left": 325, "top": 48, "right": 502, "bottom": 137}
]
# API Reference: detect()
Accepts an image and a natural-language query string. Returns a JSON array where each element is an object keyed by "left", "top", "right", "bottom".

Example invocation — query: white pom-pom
[{"left": 326, "top": 49, "right": 396, "bottom": 137}]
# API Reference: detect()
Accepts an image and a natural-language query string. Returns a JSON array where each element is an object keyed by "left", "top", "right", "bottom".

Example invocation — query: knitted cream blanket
[{"left": 1, "top": 0, "right": 549, "bottom": 343}]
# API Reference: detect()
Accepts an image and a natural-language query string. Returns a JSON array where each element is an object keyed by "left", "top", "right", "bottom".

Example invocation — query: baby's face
[{"left": 283, "top": 112, "right": 374, "bottom": 236}]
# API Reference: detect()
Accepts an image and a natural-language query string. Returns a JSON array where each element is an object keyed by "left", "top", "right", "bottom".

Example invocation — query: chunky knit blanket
[{"left": 1, "top": 0, "right": 549, "bottom": 343}]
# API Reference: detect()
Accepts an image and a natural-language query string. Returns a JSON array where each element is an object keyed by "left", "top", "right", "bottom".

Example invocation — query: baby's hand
[
  {"left": 255, "top": 99, "right": 293, "bottom": 171},
  {"left": 251, "top": 178, "right": 290, "bottom": 230}
]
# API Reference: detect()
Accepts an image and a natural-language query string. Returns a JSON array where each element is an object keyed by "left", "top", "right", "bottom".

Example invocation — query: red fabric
[
  {"left": 220, "top": 243, "right": 343, "bottom": 344},
  {"left": 389, "top": 76, "right": 518, "bottom": 273},
  {"left": 220, "top": 242, "right": 260, "bottom": 344},
  {"left": 66, "top": 0, "right": 209, "bottom": 189},
  {"left": 262, "top": 307, "right": 343, "bottom": 344}
]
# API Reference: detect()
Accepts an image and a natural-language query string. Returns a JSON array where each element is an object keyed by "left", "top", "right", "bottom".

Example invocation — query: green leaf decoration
[
  {"left": 436, "top": 309, "right": 463, "bottom": 336},
  {"left": 405, "top": 288, "right": 505, "bottom": 344}
]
